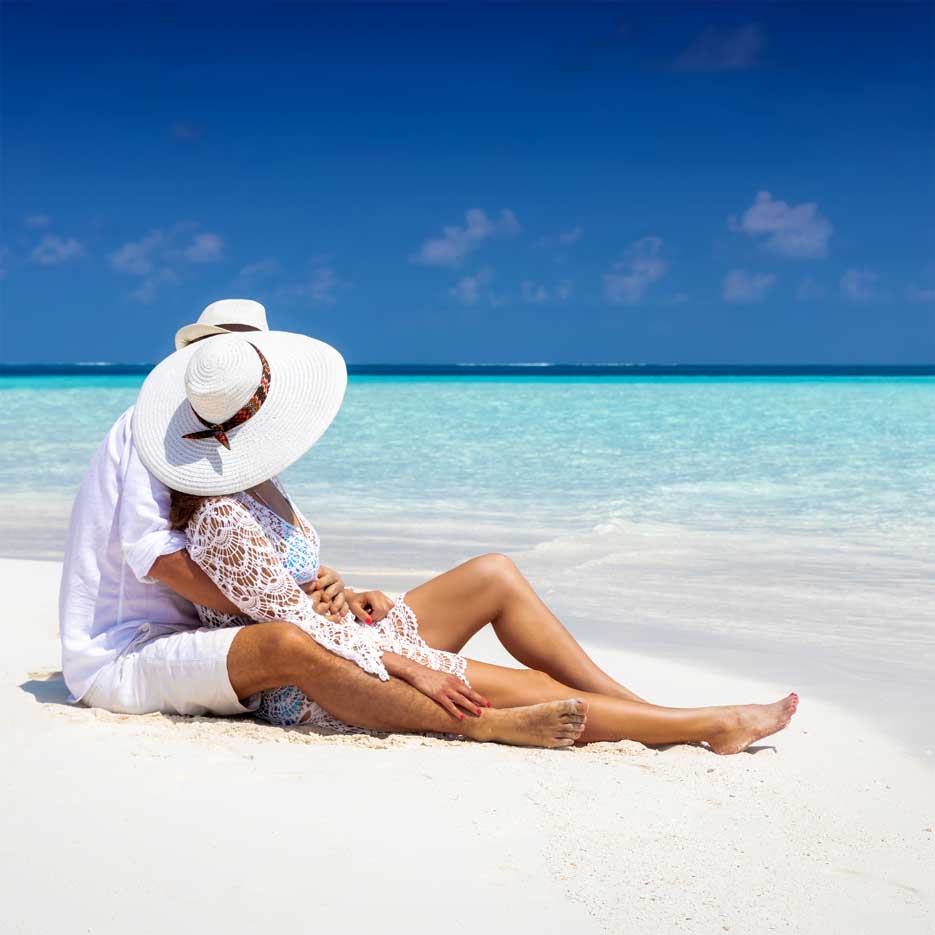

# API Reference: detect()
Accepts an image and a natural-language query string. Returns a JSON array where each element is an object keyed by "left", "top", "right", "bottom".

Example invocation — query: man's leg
[{"left": 227, "top": 621, "right": 587, "bottom": 747}]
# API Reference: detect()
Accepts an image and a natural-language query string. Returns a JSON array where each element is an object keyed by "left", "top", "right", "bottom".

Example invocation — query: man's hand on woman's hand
[{"left": 346, "top": 589, "right": 394, "bottom": 624}]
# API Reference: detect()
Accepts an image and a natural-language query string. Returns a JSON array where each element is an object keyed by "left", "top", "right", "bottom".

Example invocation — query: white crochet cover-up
[{"left": 186, "top": 486, "right": 467, "bottom": 730}]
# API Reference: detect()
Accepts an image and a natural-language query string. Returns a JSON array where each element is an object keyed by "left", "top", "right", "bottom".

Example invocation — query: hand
[
  {"left": 300, "top": 577, "right": 345, "bottom": 623},
  {"left": 346, "top": 589, "right": 395, "bottom": 624},
  {"left": 312, "top": 565, "right": 349, "bottom": 619},
  {"left": 399, "top": 662, "right": 491, "bottom": 722}
]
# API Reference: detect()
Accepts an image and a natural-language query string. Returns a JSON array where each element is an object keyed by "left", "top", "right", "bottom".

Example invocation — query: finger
[
  {"left": 452, "top": 690, "right": 483, "bottom": 717},
  {"left": 462, "top": 685, "right": 491, "bottom": 709},
  {"left": 323, "top": 581, "right": 343, "bottom": 601},
  {"left": 370, "top": 599, "right": 391, "bottom": 622},
  {"left": 346, "top": 596, "right": 373, "bottom": 625},
  {"left": 437, "top": 695, "right": 465, "bottom": 722},
  {"left": 331, "top": 594, "right": 348, "bottom": 615},
  {"left": 316, "top": 569, "right": 338, "bottom": 587}
]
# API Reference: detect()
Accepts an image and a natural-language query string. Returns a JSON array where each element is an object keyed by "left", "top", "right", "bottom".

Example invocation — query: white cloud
[
  {"left": 840, "top": 268, "right": 877, "bottom": 302},
  {"left": 521, "top": 281, "right": 550, "bottom": 304},
  {"left": 555, "top": 279, "right": 573, "bottom": 301},
  {"left": 24, "top": 215, "right": 51, "bottom": 229},
  {"left": 278, "top": 266, "right": 340, "bottom": 305},
  {"left": 521, "top": 279, "right": 573, "bottom": 304},
  {"left": 674, "top": 24, "right": 766, "bottom": 72},
  {"left": 111, "top": 230, "right": 165, "bottom": 276},
  {"left": 729, "top": 191, "right": 832, "bottom": 258},
  {"left": 305, "top": 267, "right": 337, "bottom": 303},
  {"left": 907, "top": 285, "right": 935, "bottom": 303},
  {"left": 413, "top": 209, "right": 520, "bottom": 267},
  {"left": 604, "top": 237, "right": 667, "bottom": 304},
  {"left": 722, "top": 269, "right": 777, "bottom": 303},
  {"left": 450, "top": 268, "right": 494, "bottom": 306},
  {"left": 131, "top": 269, "right": 179, "bottom": 303},
  {"left": 110, "top": 225, "right": 224, "bottom": 301},
  {"left": 235, "top": 258, "right": 280, "bottom": 286},
  {"left": 31, "top": 235, "right": 84, "bottom": 266},
  {"left": 184, "top": 232, "right": 224, "bottom": 263}
]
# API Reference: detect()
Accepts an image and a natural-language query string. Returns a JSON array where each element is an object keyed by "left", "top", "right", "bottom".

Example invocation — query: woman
[{"left": 134, "top": 330, "right": 797, "bottom": 753}]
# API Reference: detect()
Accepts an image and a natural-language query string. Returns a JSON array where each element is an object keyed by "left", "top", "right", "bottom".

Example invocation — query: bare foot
[
  {"left": 707, "top": 693, "right": 799, "bottom": 755},
  {"left": 471, "top": 699, "right": 588, "bottom": 748}
]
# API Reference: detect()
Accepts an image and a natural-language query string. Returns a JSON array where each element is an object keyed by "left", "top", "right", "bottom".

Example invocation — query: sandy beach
[{"left": 2, "top": 557, "right": 932, "bottom": 935}]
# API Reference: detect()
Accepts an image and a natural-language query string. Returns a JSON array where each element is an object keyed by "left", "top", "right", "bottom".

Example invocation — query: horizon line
[{"left": 2, "top": 362, "right": 934, "bottom": 376}]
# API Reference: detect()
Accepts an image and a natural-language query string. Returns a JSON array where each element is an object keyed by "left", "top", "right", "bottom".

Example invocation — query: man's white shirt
[{"left": 59, "top": 406, "right": 199, "bottom": 701}]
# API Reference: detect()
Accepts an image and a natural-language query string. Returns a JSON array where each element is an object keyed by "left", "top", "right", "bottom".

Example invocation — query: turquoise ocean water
[{"left": 2, "top": 372, "right": 934, "bottom": 753}]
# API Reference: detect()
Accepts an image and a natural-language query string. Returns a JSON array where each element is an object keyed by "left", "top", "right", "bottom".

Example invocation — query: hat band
[{"left": 182, "top": 343, "right": 271, "bottom": 450}]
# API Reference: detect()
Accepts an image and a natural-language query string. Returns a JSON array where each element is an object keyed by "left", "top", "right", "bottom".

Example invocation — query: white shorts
[{"left": 83, "top": 623, "right": 260, "bottom": 717}]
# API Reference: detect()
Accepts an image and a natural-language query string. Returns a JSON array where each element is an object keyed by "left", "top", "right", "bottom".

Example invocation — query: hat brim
[
  {"left": 132, "top": 331, "right": 347, "bottom": 496},
  {"left": 174, "top": 323, "right": 235, "bottom": 350}
]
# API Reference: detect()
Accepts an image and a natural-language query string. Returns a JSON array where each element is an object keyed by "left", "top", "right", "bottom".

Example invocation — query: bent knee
[
  {"left": 468, "top": 552, "right": 519, "bottom": 583},
  {"left": 254, "top": 621, "right": 316, "bottom": 676}
]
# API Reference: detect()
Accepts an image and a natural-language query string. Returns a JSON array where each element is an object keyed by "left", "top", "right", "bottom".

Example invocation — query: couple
[{"left": 59, "top": 299, "right": 798, "bottom": 753}]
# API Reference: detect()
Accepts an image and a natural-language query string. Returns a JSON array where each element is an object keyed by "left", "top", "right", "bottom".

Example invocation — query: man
[{"left": 58, "top": 299, "right": 544, "bottom": 744}]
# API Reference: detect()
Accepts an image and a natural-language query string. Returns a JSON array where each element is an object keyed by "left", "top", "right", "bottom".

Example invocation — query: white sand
[{"left": 2, "top": 558, "right": 932, "bottom": 934}]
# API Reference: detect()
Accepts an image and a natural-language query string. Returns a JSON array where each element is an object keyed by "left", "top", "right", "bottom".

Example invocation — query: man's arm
[{"left": 149, "top": 549, "right": 241, "bottom": 615}]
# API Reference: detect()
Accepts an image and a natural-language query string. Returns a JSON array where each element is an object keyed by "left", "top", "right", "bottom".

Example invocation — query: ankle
[
  {"left": 463, "top": 709, "right": 501, "bottom": 742},
  {"left": 710, "top": 706, "right": 742, "bottom": 735}
]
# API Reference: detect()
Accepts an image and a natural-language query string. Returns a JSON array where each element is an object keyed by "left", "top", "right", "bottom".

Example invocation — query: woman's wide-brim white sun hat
[{"left": 132, "top": 330, "right": 347, "bottom": 496}]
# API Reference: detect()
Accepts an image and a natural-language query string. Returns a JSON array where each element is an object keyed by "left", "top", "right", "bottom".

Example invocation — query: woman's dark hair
[{"left": 169, "top": 489, "right": 208, "bottom": 530}]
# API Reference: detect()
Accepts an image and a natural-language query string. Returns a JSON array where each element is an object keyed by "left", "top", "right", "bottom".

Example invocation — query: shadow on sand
[{"left": 20, "top": 670, "right": 72, "bottom": 707}]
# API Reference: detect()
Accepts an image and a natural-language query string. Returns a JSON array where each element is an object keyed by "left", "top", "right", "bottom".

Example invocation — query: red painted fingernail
[
  {"left": 476, "top": 708, "right": 482, "bottom": 716},
  {"left": 459, "top": 714, "right": 465, "bottom": 720},
  {"left": 365, "top": 616, "right": 373, "bottom": 624}
]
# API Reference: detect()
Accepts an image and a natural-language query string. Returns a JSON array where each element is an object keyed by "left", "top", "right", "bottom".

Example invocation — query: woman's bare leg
[
  {"left": 463, "top": 659, "right": 798, "bottom": 754},
  {"left": 406, "top": 553, "right": 648, "bottom": 702},
  {"left": 227, "top": 621, "right": 587, "bottom": 748}
]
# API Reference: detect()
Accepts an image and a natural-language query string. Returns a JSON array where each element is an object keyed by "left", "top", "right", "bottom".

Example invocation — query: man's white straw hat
[
  {"left": 174, "top": 298, "right": 269, "bottom": 350},
  {"left": 133, "top": 331, "right": 347, "bottom": 496}
]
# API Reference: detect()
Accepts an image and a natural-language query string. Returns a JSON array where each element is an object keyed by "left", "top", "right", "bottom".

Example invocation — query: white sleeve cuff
[{"left": 126, "top": 531, "right": 188, "bottom": 584}]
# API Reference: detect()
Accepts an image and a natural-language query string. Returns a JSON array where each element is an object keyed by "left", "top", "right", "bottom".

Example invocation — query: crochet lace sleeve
[{"left": 187, "top": 497, "right": 389, "bottom": 680}]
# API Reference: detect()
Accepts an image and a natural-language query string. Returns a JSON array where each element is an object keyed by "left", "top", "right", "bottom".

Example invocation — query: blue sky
[{"left": 1, "top": 1, "right": 933, "bottom": 364}]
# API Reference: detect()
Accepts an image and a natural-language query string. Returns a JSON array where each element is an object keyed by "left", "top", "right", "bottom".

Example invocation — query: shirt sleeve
[
  {"left": 187, "top": 497, "right": 389, "bottom": 680},
  {"left": 119, "top": 439, "right": 187, "bottom": 583}
]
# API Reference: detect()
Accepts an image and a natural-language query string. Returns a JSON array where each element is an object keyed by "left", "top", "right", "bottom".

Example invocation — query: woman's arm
[
  {"left": 187, "top": 497, "right": 389, "bottom": 680},
  {"left": 148, "top": 550, "right": 241, "bottom": 615}
]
